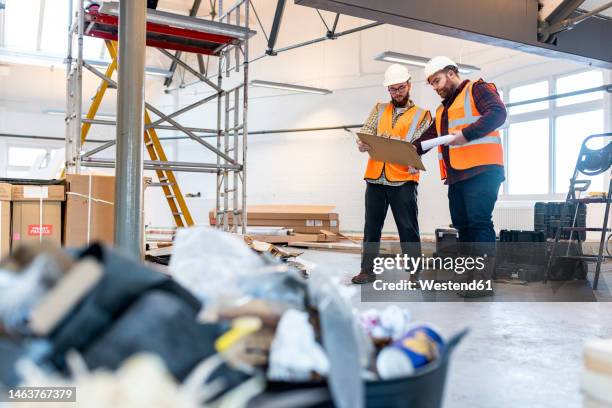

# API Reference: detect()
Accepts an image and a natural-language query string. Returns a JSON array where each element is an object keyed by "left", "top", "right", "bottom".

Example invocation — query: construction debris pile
[{"left": 0, "top": 227, "right": 466, "bottom": 407}]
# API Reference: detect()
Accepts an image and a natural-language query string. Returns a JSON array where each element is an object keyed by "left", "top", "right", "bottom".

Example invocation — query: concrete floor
[{"left": 298, "top": 248, "right": 612, "bottom": 408}]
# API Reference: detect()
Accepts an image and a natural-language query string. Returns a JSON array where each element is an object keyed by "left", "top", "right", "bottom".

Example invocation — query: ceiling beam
[
  {"left": 295, "top": 0, "right": 612, "bottom": 68},
  {"left": 163, "top": 0, "right": 203, "bottom": 87}
]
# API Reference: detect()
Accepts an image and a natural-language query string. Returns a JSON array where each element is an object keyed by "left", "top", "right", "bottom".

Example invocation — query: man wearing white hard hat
[
  {"left": 412, "top": 56, "right": 506, "bottom": 296},
  {"left": 352, "top": 64, "right": 432, "bottom": 284}
]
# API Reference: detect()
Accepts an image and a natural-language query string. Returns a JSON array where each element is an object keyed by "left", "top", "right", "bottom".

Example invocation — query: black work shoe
[{"left": 351, "top": 272, "right": 377, "bottom": 284}]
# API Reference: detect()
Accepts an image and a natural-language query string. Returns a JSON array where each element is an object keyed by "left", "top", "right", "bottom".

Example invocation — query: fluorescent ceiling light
[
  {"left": 250, "top": 80, "right": 332, "bottom": 95},
  {"left": 44, "top": 109, "right": 116, "bottom": 120},
  {"left": 374, "top": 51, "right": 480, "bottom": 74}
]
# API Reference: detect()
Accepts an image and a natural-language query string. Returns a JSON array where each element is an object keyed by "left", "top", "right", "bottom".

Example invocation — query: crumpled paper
[
  {"left": 267, "top": 309, "right": 329, "bottom": 381},
  {"left": 359, "top": 305, "right": 411, "bottom": 341}
]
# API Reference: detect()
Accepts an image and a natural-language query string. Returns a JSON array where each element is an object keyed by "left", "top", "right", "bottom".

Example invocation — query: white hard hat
[
  {"left": 424, "top": 56, "right": 458, "bottom": 81},
  {"left": 383, "top": 64, "right": 411, "bottom": 87}
]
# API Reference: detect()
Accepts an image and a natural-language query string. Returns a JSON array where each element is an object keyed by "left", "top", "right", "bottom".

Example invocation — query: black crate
[{"left": 533, "top": 202, "right": 587, "bottom": 240}]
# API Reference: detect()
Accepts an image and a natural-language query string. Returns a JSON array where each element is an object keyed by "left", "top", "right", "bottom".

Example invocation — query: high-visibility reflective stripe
[
  {"left": 448, "top": 115, "right": 480, "bottom": 129},
  {"left": 406, "top": 108, "right": 424, "bottom": 140},
  {"left": 438, "top": 152, "right": 444, "bottom": 160},
  {"left": 449, "top": 135, "right": 501, "bottom": 149},
  {"left": 448, "top": 83, "right": 481, "bottom": 129}
]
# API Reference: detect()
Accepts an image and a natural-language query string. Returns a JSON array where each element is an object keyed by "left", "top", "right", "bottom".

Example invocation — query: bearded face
[
  {"left": 428, "top": 71, "right": 456, "bottom": 100},
  {"left": 387, "top": 82, "right": 411, "bottom": 107}
]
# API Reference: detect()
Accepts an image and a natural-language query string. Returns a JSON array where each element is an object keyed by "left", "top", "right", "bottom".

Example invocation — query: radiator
[{"left": 493, "top": 204, "right": 534, "bottom": 232}]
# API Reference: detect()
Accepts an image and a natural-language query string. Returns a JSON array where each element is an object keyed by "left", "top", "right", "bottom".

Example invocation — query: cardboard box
[
  {"left": 209, "top": 205, "right": 339, "bottom": 222},
  {"left": 0, "top": 184, "right": 65, "bottom": 201},
  {"left": 12, "top": 201, "right": 63, "bottom": 249},
  {"left": 64, "top": 174, "right": 115, "bottom": 247},
  {"left": 0, "top": 201, "right": 10, "bottom": 258},
  {"left": 63, "top": 175, "right": 150, "bottom": 248}
]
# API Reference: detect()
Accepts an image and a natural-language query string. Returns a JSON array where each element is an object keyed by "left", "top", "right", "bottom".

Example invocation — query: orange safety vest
[
  {"left": 364, "top": 103, "right": 430, "bottom": 183},
  {"left": 435, "top": 81, "right": 504, "bottom": 180}
]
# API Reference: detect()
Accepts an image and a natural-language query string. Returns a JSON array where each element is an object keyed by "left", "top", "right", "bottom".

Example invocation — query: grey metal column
[{"left": 115, "top": 0, "right": 146, "bottom": 258}]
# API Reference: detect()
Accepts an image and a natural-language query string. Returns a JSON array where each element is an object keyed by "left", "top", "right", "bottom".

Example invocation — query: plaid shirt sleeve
[
  {"left": 408, "top": 110, "right": 433, "bottom": 143},
  {"left": 462, "top": 80, "right": 507, "bottom": 141},
  {"left": 360, "top": 104, "right": 380, "bottom": 135}
]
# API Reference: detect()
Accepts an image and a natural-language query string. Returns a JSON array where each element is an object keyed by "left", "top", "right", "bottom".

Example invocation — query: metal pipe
[
  {"left": 148, "top": 92, "right": 219, "bottom": 127},
  {"left": 242, "top": 0, "right": 249, "bottom": 233},
  {"left": 75, "top": 0, "right": 85, "bottom": 172},
  {"left": 505, "top": 84, "right": 612, "bottom": 107},
  {"left": 81, "top": 140, "right": 116, "bottom": 158},
  {"left": 115, "top": 0, "right": 146, "bottom": 259},
  {"left": 164, "top": 21, "right": 384, "bottom": 93},
  {"left": 330, "top": 13, "right": 340, "bottom": 35},
  {"left": 82, "top": 117, "right": 217, "bottom": 134},
  {"left": 157, "top": 47, "right": 223, "bottom": 92},
  {"left": 81, "top": 162, "right": 220, "bottom": 173},
  {"left": 552, "top": 1, "right": 612, "bottom": 35},
  {"left": 249, "top": 0, "right": 269, "bottom": 42},
  {"left": 266, "top": 0, "right": 286, "bottom": 54},
  {"left": 219, "top": 0, "right": 244, "bottom": 21},
  {"left": 83, "top": 157, "right": 240, "bottom": 170},
  {"left": 65, "top": 0, "right": 74, "bottom": 172},
  {"left": 164, "top": 0, "right": 203, "bottom": 87},
  {"left": 79, "top": 63, "right": 233, "bottom": 161},
  {"left": 144, "top": 103, "right": 236, "bottom": 163}
]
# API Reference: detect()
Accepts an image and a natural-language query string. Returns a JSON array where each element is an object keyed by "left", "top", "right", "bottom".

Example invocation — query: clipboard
[{"left": 357, "top": 132, "right": 426, "bottom": 171}]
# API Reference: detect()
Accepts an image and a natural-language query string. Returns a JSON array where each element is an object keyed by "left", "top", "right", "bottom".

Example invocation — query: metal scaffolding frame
[{"left": 65, "top": 0, "right": 254, "bottom": 244}]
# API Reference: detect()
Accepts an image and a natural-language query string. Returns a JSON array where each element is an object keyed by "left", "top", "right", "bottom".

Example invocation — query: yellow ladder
[{"left": 78, "top": 40, "right": 194, "bottom": 227}]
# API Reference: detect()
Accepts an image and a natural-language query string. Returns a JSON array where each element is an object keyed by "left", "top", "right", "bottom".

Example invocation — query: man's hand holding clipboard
[{"left": 355, "top": 131, "right": 426, "bottom": 171}]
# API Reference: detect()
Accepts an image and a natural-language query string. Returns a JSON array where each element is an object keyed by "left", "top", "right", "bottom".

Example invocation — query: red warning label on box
[{"left": 28, "top": 225, "right": 53, "bottom": 236}]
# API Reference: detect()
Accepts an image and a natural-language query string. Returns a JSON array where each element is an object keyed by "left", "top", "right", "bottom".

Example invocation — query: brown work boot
[
  {"left": 351, "top": 271, "right": 377, "bottom": 284},
  {"left": 456, "top": 258, "right": 496, "bottom": 298}
]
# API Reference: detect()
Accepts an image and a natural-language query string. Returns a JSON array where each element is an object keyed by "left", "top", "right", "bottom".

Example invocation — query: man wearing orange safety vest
[
  {"left": 352, "top": 64, "right": 432, "bottom": 284},
  {"left": 413, "top": 56, "right": 506, "bottom": 297}
]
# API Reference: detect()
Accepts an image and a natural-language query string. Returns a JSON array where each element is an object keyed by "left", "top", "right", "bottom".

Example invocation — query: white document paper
[
  {"left": 421, "top": 134, "right": 456, "bottom": 151},
  {"left": 23, "top": 186, "right": 49, "bottom": 199}
]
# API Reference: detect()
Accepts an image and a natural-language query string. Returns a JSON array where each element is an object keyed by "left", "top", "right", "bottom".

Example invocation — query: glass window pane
[
  {"left": 508, "top": 81, "right": 549, "bottom": 115},
  {"left": 4, "top": 0, "right": 41, "bottom": 51},
  {"left": 508, "top": 119, "right": 549, "bottom": 194},
  {"left": 555, "top": 70, "right": 604, "bottom": 107},
  {"left": 555, "top": 110, "right": 605, "bottom": 193},
  {"left": 40, "top": 0, "right": 69, "bottom": 55},
  {"left": 8, "top": 147, "right": 47, "bottom": 167}
]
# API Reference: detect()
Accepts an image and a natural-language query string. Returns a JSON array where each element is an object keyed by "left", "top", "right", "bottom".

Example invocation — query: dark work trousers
[
  {"left": 361, "top": 181, "right": 421, "bottom": 274},
  {"left": 447, "top": 171, "right": 502, "bottom": 257}
]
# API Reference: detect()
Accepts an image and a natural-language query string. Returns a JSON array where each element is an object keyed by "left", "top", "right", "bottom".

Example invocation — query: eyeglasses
[{"left": 388, "top": 84, "right": 407, "bottom": 94}]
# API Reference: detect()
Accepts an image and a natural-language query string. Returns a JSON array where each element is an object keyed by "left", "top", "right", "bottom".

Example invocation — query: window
[
  {"left": 555, "top": 110, "right": 604, "bottom": 193},
  {"left": 556, "top": 70, "right": 604, "bottom": 107},
  {"left": 6, "top": 145, "right": 53, "bottom": 179},
  {"left": 3, "top": 0, "right": 108, "bottom": 60},
  {"left": 8, "top": 146, "right": 46, "bottom": 167},
  {"left": 4, "top": 0, "right": 41, "bottom": 51},
  {"left": 508, "top": 80, "right": 548, "bottom": 115},
  {"left": 40, "top": 0, "right": 69, "bottom": 55},
  {"left": 502, "top": 70, "right": 607, "bottom": 196},
  {"left": 507, "top": 119, "right": 549, "bottom": 194}
]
